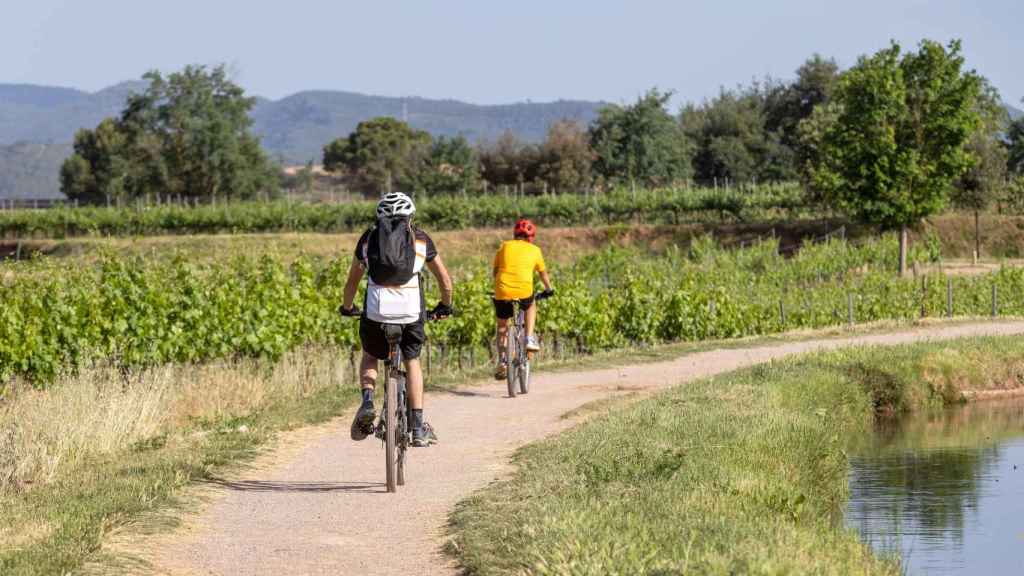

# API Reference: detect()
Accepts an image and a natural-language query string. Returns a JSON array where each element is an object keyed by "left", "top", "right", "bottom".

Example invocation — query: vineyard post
[
  {"left": 15, "top": 240, "right": 22, "bottom": 261},
  {"left": 779, "top": 298, "right": 786, "bottom": 327},
  {"left": 847, "top": 293, "right": 855, "bottom": 327},
  {"left": 920, "top": 276, "right": 927, "bottom": 318},
  {"left": 992, "top": 283, "right": 998, "bottom": 317},
  {"left": 947, "top": 276, "right": 953, "bottom": 318}
]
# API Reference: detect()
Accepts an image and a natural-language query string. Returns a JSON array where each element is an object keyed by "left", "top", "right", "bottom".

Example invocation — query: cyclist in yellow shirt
[{"left": 493, "top": 218, "right": 554, "bottom": 380}]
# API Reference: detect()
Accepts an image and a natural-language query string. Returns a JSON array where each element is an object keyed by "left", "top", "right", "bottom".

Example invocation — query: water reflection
[{"left": 846, "top": 399, "right": 1024, "bottom": 575}]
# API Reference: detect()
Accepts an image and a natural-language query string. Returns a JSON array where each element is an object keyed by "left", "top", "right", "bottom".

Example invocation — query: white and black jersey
[{"left": 355, "top": 226, "right": 437, "bottom": 325}]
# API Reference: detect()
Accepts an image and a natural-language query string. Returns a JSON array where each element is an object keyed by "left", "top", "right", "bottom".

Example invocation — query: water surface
[{"left": 846, "top": 399, "right": 1024, "bottom": 575}]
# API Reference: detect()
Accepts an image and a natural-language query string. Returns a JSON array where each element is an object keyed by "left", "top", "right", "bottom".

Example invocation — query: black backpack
[{"left": 367, "top": 216, "right": 416, "bottom": 285}]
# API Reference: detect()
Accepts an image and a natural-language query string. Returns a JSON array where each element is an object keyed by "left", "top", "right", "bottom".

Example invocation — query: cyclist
[
  {"left": 339, "top": 192, "right": 453, "bottom": 447},
  {"left": 492, "top": 218, "right": 553, "bottom": 380}
]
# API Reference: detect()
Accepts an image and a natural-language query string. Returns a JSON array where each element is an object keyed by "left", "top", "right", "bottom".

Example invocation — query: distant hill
[
  {"left": 1008, "top": 103, "right": 1023, "bottom": 121},
  {"left": 0, "top": 81, "right": 605, "bottom": 198},
  {"left": 0, "top": 142, "right": 72, "bottom": 200}
]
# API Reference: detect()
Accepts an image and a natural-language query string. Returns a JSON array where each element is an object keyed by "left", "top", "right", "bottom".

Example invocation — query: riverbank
[{"left": 448, "top": 335, "right": 1024, "bottom": 575}]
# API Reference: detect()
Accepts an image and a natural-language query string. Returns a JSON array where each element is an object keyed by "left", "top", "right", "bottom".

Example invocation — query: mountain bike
[
  {"left": 500, "top": 290, "right": 553, "bottom": 399},
  {"left": 341, "top": 306, "right": 448, "bottom": 493}
]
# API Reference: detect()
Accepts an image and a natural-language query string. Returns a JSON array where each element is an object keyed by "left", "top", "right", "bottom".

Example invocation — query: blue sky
[{"left": 1, "top": 1, "right": 1019, "bottom": 107}]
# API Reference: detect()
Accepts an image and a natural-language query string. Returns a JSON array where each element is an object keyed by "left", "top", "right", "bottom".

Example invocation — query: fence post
[
  {"left": 946, "top": 276, "right": 953, "bottom": 318},
  {"left": 15, "top": 240, "right": 22, "bottom": 261},
  {"left": 992, "top": 283, "right": 998, "bottom": 317},
  {"left": 847, "top": 293, "right": 855, "bottom": 327},
  {"left": 779, "top": 298, "right": 786, "bottom": 327}
]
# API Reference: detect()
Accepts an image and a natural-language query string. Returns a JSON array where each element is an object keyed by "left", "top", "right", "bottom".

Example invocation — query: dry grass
[{"left": 0, "top": 348, "right": 352, "bottom": 495}]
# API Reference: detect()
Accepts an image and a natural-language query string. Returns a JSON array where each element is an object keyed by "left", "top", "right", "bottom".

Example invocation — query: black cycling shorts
[
  {"left": 493, "top": 295, "right": 534, "bottom": 320},
  {"left": 359, "top": 317, "right": 426, "bottom": 361}
]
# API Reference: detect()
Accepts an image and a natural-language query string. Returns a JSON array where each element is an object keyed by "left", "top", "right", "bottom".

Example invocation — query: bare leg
[
  {"left": 405, "top": 358, "right": 423, "bottom": 410},
  {"left": 525, "top": 302, "right": 537, "bottom": 338},
  {"left": 360, "top": 352, "right": 378, "bottom": 394},
  {"left": 496, "top": 318, "right": 509, "bottom": 361}
]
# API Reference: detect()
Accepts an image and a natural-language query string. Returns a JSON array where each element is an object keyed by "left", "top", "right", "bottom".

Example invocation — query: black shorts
[
  {"left": 493, "top": 295, "right": 534, "bottom": 320},
  {"left": 359, "top": 317, "right": 426, "bottom": 361}
]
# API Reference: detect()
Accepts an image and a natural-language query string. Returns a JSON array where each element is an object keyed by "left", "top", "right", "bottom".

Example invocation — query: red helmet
[{"left": 514, "top": 218, "right": 536, "bottom": 240}]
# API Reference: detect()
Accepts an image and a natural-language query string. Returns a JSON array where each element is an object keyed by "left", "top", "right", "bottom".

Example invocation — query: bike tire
[
  {"left": 520, "top": 352, "right": 530, "bottom": 395},
  {"left": 396, "top": 381, "right": 407, "bottom": 487},
  {"left": 385, "top": 372, "right": 398, "bottom": 493},
  {"left": 506, "top": 325, "right": 518, "bottom": 398}
]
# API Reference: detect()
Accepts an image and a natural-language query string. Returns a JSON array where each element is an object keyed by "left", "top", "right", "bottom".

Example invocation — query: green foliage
[
  {"left": 589, "top": 89, "right": 692, "bottom": 187},
  {"left": 952, "top": 80, "right": 1010, "bottom": 211},
  {"left": 535, "top": 120, "right": 594, "bottom": 193},
  {"left": 58, "top": 65, "right": 278, "bottom": 204},
  {"left": 419, "top": 135, "right": 482, "bottom": 194},
  {"left": 0, "top": 184, "right": 808, "bottom": 237},
  {"left": 807, "top": 40, "right": 983, "bottom": 229},
  {"left": 322, "top": 117, "right": 432, "bottom": 193},
  {"left": 478, "top": 131, "right": 540, "bottom": 188},
  {"left": 1007, "top": 102, "right": 1024, "bottom": 176},
  {"left": 3, "top": 232, "right": 1021, "bottom": 390},
  {"left": 682, "top": 85, "right": 794, "bottom": 184}
]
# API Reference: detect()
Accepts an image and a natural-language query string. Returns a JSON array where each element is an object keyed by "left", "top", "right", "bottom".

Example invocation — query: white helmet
[{"left": 376, "top": 192, "right": 416, "bottom": 218}]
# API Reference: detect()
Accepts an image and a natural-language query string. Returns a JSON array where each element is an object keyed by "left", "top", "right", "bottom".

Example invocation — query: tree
[
  {"left": 589, "top": 89, "right": 692, "bottom": 188},
  {"left": 60, "top": 118, "right": 129, "bottom": 203},
  {"left": 1008, "top": 102, "right": 1024, "bottom": 176},
  {"left": 322, "top": 117, "right": 431, "bottom": 193},
  {"left": 764, "top": 55, "right": 840, "bottom": 148},
  {"left": 951, "top": 81, "right": 1010, "bottom": 262},
  {"left": 478, "top": 131, "right": 540, "bottom": 190},
  {"left": 419, "top": 135, "right": 482, "bottom": 194},
  {"left": 806, "top": 40, "right": 982, "bottom": 276},
  {"left": 536, "top": 120, "right": 594, "bottom": 193},
  {"left": 681, "top": 85, "right": 793, "bottom": 184},
  {"left": 61, "top": 65, "right": 278, "bottom": 203}
]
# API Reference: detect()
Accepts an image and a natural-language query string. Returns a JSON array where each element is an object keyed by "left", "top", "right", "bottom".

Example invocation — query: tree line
[{"left": 59, "top": 43, "right": 1024, "bottom": 274}]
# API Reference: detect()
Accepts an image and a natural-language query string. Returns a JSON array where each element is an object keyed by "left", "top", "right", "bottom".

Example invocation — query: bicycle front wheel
[
  {"left": 385, "top": 372, "right": 398, "bottom": 493},
  {"left": 520, "top": 353, "right": 530, "bottom": 395}
]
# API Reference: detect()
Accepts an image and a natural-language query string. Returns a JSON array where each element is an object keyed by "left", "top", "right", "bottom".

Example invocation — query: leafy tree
[
  {"left": 764, "top": 55, "right": 840, "bottom": 148},
  {"left": 60, "top": 119, "right": 129, "bottom": 203},
  {"left": 419, "top": 135, "right": 482, "bottom": 194},
  {"left": 536, "top": 120, "right": 594, "bottom": 193},
  {"left": 589, "top": 89, "right": 692, "bottom": 188},
  {"left": 478, "top": 131, "right": 540, "bottom": 189},
  {"left": 1008, "top": 102, "right": 1024, "bottom": 175},
  {"left": 322, "top": 117, "right": 431, "bottom": 193},
  {"left": 61, "top": 65, "right": 277, "bottom": 203},
  {"left": 951, "top": 81, "right": 1010, "bottom": 260},
  {"left": 681, "top": 86, "right": 793, "bottom": 184},
  {"left": 806, "top": 40, "right": 982, "bottom": 275}
]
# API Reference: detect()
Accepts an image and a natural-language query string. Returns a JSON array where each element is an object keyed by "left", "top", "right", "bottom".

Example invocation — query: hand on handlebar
[
  {"left": 339, "top": 304, "right": 361, "bottom": 318},
  {"left": 537, "top": 288, "right": 555, "bottom": 301},
  {"left": 428, "top": 302, "right": 453, "bottom": 320}
]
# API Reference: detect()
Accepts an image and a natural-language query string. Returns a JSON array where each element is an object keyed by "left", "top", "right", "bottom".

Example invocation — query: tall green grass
[{"left": 449, "top": 336, "right": 1024, "bottom": 575}]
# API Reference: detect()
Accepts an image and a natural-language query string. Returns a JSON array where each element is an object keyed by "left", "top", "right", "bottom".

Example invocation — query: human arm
[
  {"left": 538, "top": 269, "right": 553, "bottom": 292},
  {"left": 427, "top": 254, "right": 454, "bottom": 307},
  {"left": 341, "top": 258, "right": 364, "bottom": 312}
]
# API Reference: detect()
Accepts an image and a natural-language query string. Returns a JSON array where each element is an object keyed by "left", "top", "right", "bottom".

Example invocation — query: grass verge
[{"left": 448, "top": 335, "right": 1024, "bottom": 575}]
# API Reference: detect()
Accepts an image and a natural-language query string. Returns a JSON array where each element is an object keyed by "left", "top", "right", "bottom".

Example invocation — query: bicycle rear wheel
[
  {"left": 385, "top": 371, "right": 398, "bottom": 493},
  {"left": 506, "top": 324, "right": 518, "bottom": 398}
]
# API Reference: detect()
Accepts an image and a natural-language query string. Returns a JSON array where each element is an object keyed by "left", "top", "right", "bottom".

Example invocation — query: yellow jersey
[{"left": 493, "top": 239, "right": 546, "bottom": 300}]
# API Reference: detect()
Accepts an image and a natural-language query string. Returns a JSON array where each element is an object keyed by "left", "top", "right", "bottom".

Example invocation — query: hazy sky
[{"left": 1, "top": 0, "right": 1019, "bottom": 107}]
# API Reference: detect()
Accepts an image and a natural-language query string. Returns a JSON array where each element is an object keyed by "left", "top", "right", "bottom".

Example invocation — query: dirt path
[{"left": 138, "top": 321, "right": 1024, "bottom": 575}]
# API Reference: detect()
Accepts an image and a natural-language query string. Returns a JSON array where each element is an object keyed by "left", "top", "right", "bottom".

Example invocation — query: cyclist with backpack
[
  {"left": 339, "top": 192, "right": 453, "bottom": 447},
  {"left": 492, "top": 218, "right": 554, "bottom": 380}
]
